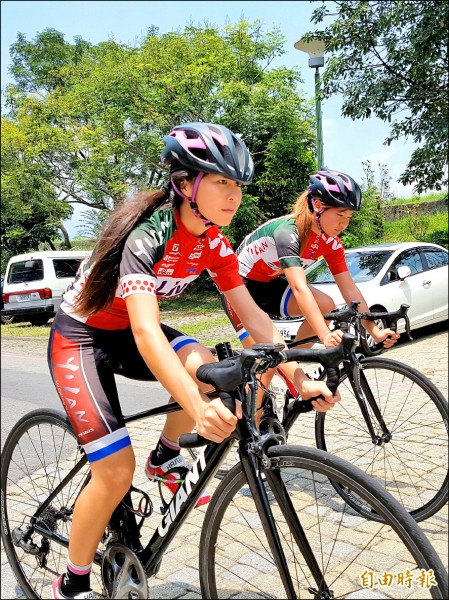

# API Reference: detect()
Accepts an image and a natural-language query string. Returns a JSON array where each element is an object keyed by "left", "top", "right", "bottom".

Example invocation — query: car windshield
[
  {"left": 306, "top": 250, "right": 394, "bottom": 284},
  {"left": 8, "top": 259, "right": 44, "bottom": 284}
]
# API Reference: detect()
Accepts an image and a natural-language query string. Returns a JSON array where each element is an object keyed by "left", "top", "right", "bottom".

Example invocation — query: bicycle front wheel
[
  {"left": 0, "top": 409, "right": 106, "bottom": 599},
  {"left": 315, "top": 357, "right": 448, "bottom": 521},
  {"left": 199, "top": 445, "right": 448, "bottom": 599}
]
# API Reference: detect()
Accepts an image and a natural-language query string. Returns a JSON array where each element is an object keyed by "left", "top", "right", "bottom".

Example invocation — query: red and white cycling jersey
[
  {"left": 61, "top": 208, "right": 243, "bottom": 329},
  {"left": 236, "top": 215, "right": 348, "bottom": 281}
]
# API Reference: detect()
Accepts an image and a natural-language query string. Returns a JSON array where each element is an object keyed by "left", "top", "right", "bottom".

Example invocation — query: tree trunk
[{"left": 58, "top": 221, "right": 72, "bottom": 249}]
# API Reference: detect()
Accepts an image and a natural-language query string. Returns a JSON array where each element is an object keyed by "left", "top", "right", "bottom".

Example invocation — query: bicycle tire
[
  {"left": 0, "top": 409, "right": 106, "bottom": 599},
  {"left": 314, "top": 357, "right": 448, "bottom": 522},
  {"left": 199, "top": 444, "right": 448, "bottom": 599}
]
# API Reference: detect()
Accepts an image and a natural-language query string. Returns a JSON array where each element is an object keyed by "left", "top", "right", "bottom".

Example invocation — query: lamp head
[{"left": 294, "top": 37, "right": 325, "bottom": 68}]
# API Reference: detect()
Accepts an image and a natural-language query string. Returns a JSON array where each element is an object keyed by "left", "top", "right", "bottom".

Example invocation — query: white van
[{"left": 1, "top": 250, "right": 91, "bottom": 326}]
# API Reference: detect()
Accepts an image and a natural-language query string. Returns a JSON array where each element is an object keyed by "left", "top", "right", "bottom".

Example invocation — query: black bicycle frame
[
  {"left": 27, "top": 342, "right": 354, "bottom": 593},
  {"left": 104, "top": 394, "right": 332, "bottom": 594}
]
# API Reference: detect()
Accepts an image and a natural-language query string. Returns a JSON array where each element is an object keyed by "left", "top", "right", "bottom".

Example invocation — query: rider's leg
[
  {"left": 287, "top": 286, "right": 335, "bottom": 346},
  {"left": 68, "top": 446, "right": 135, "bottom": 567},
  {"left": 48, "top": 312, "right": 136, "bottom": 597},
  {"left": 146, "top": 341, "right": 216, "bottom": 506},
  {"left": 160, "top": 342, "right": 216, "bottom": 443}
]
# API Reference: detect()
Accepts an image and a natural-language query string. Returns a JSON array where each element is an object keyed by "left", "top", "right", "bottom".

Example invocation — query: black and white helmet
[
  {"left": 161, "top": 122, "right": 254, "bottom": 184},
  {"left": 308, "top": 169, "right": 362, "bottom": 211}
]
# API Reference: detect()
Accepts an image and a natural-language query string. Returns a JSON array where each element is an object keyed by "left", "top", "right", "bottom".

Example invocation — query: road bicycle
[
  {"left": 1, "top": 334, "right": 448, "bottom": 599},
  {"left": 280, "top": 302, "right": 448, "bottom": 523},
  {"left": 211, "top": 302, "right": 448, "bottom": 523}
]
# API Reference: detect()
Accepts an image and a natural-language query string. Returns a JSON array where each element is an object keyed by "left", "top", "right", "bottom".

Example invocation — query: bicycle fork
[
  {"left": 345, "top": 360, "right": 392, "bottom": 445},
  {"left": 239, "top": 446, "right": 333, "bottom": 600}
]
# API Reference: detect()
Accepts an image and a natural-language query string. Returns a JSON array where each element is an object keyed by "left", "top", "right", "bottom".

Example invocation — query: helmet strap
[
  {"left": 170, "top": 172, "right": 215, "bottom": 227},
  {"left": 311, "top": 198, "right": 329, "bottom": 238}
]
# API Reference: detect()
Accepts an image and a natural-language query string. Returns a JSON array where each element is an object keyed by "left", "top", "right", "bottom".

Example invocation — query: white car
[
  {"left": 1, "top": 250, "right": 91, "bottom": 326},
  {"left": 273, "top": 242, "right": 448, "bottom": 342}
]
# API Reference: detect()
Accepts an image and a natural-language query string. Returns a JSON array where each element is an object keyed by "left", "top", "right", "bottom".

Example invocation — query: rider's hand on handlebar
[
  {"left": 371, "top": 327, "right": 400, "bottom": 348},
  {"left": 321, "top": 329, "right": 344, "bottom": 348},
  {"left": 194, "top": 394, "right": 242, "bottom": 443},
  {"left": 298, "top": 380, "right": 341, "bottom": 413}
]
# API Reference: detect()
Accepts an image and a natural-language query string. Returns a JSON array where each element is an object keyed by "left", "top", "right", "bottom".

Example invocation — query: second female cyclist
[{"left": 224, "top": 169, "right": 400, "bottom": 351}]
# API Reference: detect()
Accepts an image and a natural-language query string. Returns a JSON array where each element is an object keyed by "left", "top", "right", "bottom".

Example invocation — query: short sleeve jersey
[
  {"left": 236, "top": 215, "right": 348, "bottom": 282},
  {"left": 61, "top": 209, "right": 243, "bottom": 329}
]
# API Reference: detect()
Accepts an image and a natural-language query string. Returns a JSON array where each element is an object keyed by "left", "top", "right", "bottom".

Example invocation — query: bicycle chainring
[{"left": 101, "top": 543, "right": 148, "bottom": 599}]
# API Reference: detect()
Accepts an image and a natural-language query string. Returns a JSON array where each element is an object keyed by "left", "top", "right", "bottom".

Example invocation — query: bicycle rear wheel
[
  {"left": 0, "top": 409, "right": 106, "bottom": 599},
  {"left": 315, "top": 357, "right": 448, "bottom": 521},
  {"left": 199, "top": 445, "right": 448, "bottom": 599}
]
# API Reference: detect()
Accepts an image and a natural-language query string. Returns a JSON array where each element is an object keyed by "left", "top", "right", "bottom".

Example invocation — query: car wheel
[
  {"left": 359, "top": 312, "right": 387, "bottom": 356},
  {"left": 29, "top": 315, "right": 51, "bottom": 326},
  {"left": 1, "top": 314, "right": 15, "bottom": 325}
]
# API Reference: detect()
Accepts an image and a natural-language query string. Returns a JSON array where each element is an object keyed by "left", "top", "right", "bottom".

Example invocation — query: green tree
[
  {"left": 306, "top": 0, "right": 448, "bottom": 193},
  {"left": 340, "top": 160, "right": 385, "bottom": 248},
  {"left": 3, "top": 20, "right": 316, "bottom": 241},
  {"left": 1, "top": 117, "right": 72, "bottom": 271}
]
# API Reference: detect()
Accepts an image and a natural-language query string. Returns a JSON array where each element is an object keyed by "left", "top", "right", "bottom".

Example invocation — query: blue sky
[{"left": 2, "top": 0, "right": 419, "bottom": 236}]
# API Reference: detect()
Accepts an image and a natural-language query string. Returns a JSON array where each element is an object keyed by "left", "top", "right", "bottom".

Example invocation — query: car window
[
  {"left": 8, "top": 259, "right": 44, "bottom": 284},
  {"left": 306, "top": 250, "right": 393, "bottom": 284},
  {"left": 53, "top": 258, "right": 83, "bottom": 278},
  {"left": 305, "top": 260, "right": 334, "bottom": 283},
  {"left": 345, "top": 252, "right": 393, "bottom": 282},
  {"left": 392, "top": 250, "right": 424, "bottom": 275},
  {"left": 422, "top": 249, "right": 448, "bottom": 271}
]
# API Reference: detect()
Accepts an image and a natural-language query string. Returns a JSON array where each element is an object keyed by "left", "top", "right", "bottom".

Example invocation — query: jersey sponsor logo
[
  {"left": 54, "top": 356, "right": 89, "bottom": 424},
  {"left": 209, "top": 234, "right": 223, "bottom": 249},
  {"left": 209, "top": 233, "right": 236, "bottom": 258},
  {"left": 219, "top": 244, "right": 234, "bottom": 257},
  {"left": 162, "top": 255, "right": 179, "bottom": 263},
  {"left": 323, "top": 234, "right": 342, "bottom": 250},
  {"left": 79, "top": 428, "right": 95, "bottom": 437},
  {"left": 157, "top": 268, "right": 174, "bottom": 276},
  {"left": 246, "top": 240, "right": 269, "bottom": 255},
  {"left": 189, "top": 252, "right": 202, "bottom": 260},
  {"left": 156, "top": 276, "right": 196, "bottom": 297}
]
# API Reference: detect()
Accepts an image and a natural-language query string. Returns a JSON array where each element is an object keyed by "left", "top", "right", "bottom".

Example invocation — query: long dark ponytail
[{"left": 74, "top": 166, "right": 198, "bottom": 316}]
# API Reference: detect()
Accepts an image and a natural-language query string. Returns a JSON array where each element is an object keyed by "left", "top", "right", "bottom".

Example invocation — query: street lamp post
[{"left": 294, "top": 37, "right": 326, "bottom": 170}]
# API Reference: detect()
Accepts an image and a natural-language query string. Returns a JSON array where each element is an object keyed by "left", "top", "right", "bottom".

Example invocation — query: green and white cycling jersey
[{"left": 236, "top": 215, "right": 348, "bottom": 282}]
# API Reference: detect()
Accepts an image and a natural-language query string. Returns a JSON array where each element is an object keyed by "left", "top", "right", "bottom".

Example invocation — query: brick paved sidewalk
[{"left": 1, "top": 325, "right": 447, "bottom": 598}]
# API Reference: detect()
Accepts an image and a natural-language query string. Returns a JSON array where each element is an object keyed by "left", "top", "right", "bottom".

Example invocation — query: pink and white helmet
[
  {"left": 161, "top": 122, "right": 254, "bottom": 184},
  {"left": 308, "top": 169, "right": 362, "bottom": 211}
]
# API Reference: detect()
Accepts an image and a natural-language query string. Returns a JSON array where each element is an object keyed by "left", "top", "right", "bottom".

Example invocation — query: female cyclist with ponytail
[
  {"left": 224, "top": 169, "right": 400, "bottom": 351},
  {"left": 47, "top": 124, "right": 339, "bottom": 599}
]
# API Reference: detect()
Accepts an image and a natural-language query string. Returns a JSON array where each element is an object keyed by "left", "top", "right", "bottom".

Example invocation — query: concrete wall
[{"left": 381, "top": 199, "right": 447, "bottom": 222}]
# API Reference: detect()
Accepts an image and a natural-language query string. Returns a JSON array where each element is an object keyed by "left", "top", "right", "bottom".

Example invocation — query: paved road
[{"left": 1, "top": 323, "right": 448, "bottom": 598}]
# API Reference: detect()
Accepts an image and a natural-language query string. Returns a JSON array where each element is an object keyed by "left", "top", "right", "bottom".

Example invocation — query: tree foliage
[
  {"left": 306, "top": 0, "right": 448, "bottom": 193},
  {"left": 340, "top": 160, "right": 386, "bottom": 248},
  {"left": 1, "top": 116, "right": 72, "bottom": 271},
  {"left": 3, "top": 21, "right": 317, "bottom": 251}
]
